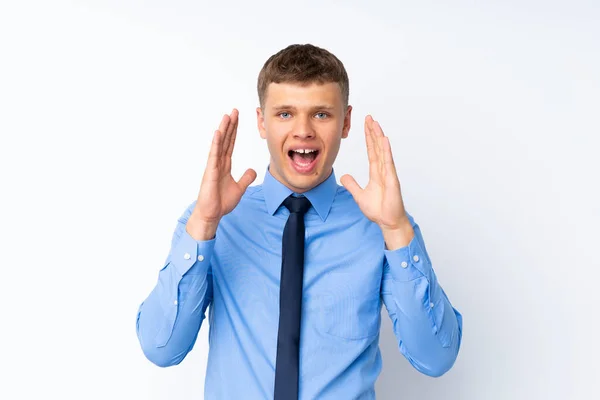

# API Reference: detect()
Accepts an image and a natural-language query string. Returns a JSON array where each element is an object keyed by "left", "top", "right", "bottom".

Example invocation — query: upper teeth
[{"left": 293, "top": 149, "right": 317, "bottom": 154}]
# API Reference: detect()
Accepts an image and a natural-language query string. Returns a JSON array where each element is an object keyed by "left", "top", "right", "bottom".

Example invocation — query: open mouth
[{"left": 287, "top": 149, "right": 320, "bottom": 173}]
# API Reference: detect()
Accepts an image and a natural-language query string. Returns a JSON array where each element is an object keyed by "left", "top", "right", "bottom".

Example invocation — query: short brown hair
[{"left": 257, "top": 44, "right": 349, "bottom": 109}]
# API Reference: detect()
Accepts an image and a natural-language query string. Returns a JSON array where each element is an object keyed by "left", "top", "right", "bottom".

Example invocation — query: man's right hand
[{"left": 186, "top": 109, "right": 257, "bottom": 240}]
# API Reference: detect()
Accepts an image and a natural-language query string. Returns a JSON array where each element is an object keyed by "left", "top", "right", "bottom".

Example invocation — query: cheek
[
  {"left": 265, "top": 134, "right": 287, "bottom": 159},
  {"left": 323, "top": 138, "right": 342, "bottom": 160},
  {"left": 323, "top": 130, "right": 342, "bottom": 150}
]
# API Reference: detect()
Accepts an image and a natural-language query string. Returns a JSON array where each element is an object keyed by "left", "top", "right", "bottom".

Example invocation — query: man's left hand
[{"left": 341, "top": 115, "right": 414, "bottom": 250}]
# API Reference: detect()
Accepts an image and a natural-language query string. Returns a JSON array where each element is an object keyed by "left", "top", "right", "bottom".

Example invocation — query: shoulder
[
  {"left": 175, "top": 184, "right": 266, "bottom": 225},
  {"left": 230, "top": 184, "right": 267, "bottom": 215},
  {"left": 332, "top": 184, "right": 416, "bottom": 226},
  {"left": 239, "top": 184, "right": 265, "bottom": 205},
  {"left": 242, "top": 184, "right": 263, "bottom": 199},
  {"left": 330, "top": 185, "right": 365, "bottom": 219},
  {"left": 333, "top": 185, "right": 355, "bottom": 207}
]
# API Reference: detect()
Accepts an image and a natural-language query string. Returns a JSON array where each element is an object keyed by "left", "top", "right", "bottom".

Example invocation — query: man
[{"left": 136, "top": 43, "right": 463, "bottom": 399}]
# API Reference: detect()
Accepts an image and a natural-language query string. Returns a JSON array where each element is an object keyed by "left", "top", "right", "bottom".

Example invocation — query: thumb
[
  {"left": 237, "top": 168, "right": 257, "bottom": 192},
  {"left": 340, "top": 174, "right": 363, "bottom": 200}
]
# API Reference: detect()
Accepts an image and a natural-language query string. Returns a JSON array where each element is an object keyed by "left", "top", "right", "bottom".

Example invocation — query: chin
[
  {"left": 289, "top": 177, "right": 319, "bottom": 192},
  {"left": 284, "top": 165, "right": 327, "bottom": 193}
]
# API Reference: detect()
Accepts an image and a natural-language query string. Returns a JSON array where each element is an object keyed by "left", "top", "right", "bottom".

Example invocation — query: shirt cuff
[
  {"left": 170, "top": 229, "right": 216, "bottom": 276},
  {"left": 384, "top": 234, "right": 432, "bottom": 282}
]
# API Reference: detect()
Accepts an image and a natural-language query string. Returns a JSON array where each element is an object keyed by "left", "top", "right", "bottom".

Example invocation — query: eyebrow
[{"left": 272, "top": 104, "right": 336, "bottom": 111}]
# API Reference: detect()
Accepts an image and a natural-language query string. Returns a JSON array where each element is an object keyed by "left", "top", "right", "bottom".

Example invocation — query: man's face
[{"left": 257, "top": 82, "right": 352, "bottom": 193}]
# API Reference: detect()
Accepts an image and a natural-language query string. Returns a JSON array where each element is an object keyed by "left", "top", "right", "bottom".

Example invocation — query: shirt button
[
  {"left": 183, "top": 253, "right": 191, "bottom": 260},
  {"left": 413, "top": 255, "right": 420, "bottom": 262},
  {"left": 197, "top": 255, "right": 204, "bottom": 262},
  {"left": 430, "top": 302, "right": 434, "bottom": 308},
  {"left": 174, "top": 300, "right": 178, "bottom": 305},
  {"left": 401, "top": 261, "right": 408, "bottom": 268}
]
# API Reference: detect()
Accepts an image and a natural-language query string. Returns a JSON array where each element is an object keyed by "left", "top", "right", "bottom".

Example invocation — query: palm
[
  {"left": 194, "top": 109, "right": 257, "bottom": 223},
  {"left": 341, "top": 116, "right": 407, "bottom": 230}
]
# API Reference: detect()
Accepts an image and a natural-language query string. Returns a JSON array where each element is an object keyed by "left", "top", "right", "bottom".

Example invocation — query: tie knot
[{"left": 283, "top": 195, "right": 311, "bottom": 215}]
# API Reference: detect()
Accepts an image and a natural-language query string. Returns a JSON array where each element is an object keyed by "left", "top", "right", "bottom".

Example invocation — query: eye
[
  {"left": 278, "top": 112, "right": 291, "bottom": 119},
  {"left": 315, "top": 112, "right": 329, "bottom": 119}
]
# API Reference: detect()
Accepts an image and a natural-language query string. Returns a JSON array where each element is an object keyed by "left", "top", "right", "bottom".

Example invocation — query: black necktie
[{"left": 273, "top": 195, "right": 311, "bottom": 400}]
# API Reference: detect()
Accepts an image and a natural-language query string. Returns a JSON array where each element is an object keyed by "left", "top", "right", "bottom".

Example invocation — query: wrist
[
  {"left": 380, "top": 219, "right": 414, "bottom": 251},
  {"left": 186, "top": 214, "right": 219, "bottom": 241}
]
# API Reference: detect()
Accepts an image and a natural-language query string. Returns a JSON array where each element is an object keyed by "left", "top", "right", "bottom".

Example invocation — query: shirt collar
[{"left": 262, "top": 165, "right": 339, "bottom": 221}]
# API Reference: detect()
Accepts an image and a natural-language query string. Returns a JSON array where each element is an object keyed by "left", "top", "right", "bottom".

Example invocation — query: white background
[{"left": 1, "top": 1, "right": 598, "bottom": 399}]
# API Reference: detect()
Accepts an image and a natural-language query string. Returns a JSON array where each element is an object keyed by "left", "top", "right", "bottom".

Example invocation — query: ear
[
  {"left": 341, "top": 105, "right": 352, "bottom": 139},
  {"left": 256, "top": 107, "right": 267, "bottom": 139}
]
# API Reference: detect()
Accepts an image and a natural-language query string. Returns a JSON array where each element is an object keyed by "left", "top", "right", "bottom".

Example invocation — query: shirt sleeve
[
  {"left": 380, "top": 213, "right": 463, "bottom": 377},
  {"left": 136, "top": 201, "right": 215, "bottom": 367}
]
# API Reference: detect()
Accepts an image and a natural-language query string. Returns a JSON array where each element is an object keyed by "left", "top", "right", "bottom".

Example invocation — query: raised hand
[
  {"left": 187, "top": 109, "right": 257, "bottom": 240},
  {"left": 340, "top": 115, "right": 414, "bottom": 248}
]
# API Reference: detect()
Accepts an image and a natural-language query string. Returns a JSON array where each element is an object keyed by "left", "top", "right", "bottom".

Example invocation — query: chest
[{"left": 211, "top": 211, "right": 384, "bottom": 305}]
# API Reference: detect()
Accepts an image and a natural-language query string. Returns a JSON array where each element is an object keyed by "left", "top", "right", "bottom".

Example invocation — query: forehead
[{"left": 264, "top": 82, "right": 342, "bottom": 108}]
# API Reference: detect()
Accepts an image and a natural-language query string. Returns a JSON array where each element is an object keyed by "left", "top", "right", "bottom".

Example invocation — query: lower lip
[{"left": 288, "top": 152, "right": 320, "bottom": 174}]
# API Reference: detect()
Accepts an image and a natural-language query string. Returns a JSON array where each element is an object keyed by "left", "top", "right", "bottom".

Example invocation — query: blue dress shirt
[{"left": 136, "top": 167, "right": 463, "bottom": 399}]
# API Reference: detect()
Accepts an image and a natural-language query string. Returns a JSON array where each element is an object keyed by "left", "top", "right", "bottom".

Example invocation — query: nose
[{"left": 292, "top": 116, "right": 315, "bottom": 139}]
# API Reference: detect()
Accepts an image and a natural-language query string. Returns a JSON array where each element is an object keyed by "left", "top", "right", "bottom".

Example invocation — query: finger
[
  {"left": 370, "top": 117, "right": 385, "bottom": 137},
  {"left": 223, "top": 110, "right": 238, "bottom": 172},
  {"left": 236, "top": 168, "right": 257, "bottom": 192},
  {"left": 364, "top": 117, "right": 380, "bottom": 182},
  {"left": 366, "top": 116, "right": 381, "bottom": 160},
  {"left": 372, "top": 120, "right": 386, "bottom": 159},
  {"left": 365, "top": 116, "right": 382, "bottom": 182},
  {"left": 217, "top": 114, "right": 231, "bottom": 158},
  {"left": 364, "top": 116, "right": 377, "bottom": 165},
  {"left": 206, "top": 130, "right": 223, "bottom": 174},
  {"left": 222, "top": 109, "right": 236, "bottom": 157},
  {"left": 382, "top": 136, "right": 399, "bottom": 182},
  {"left": 340, "top": 174, "right": 364, "bottom": 201},
  {"left": 225, "top": 109, "right": 239, "bottom": 158}
]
